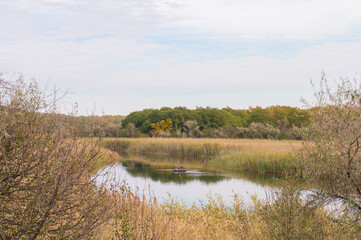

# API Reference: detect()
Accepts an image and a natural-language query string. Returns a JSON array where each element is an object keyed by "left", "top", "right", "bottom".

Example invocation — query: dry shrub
[
  {"left": 0, "top": 76, "right": 120, "bottom": 239},
  {"left": 300, "top": 74, "right": 361, "bottom": 232},
  {"left": 255, "top": 188, "right": 328, "bottom": 239}
]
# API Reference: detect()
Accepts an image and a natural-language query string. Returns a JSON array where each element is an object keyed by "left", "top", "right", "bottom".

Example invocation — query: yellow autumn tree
[{"left": 150, "top": 118, "right": 173, "bottom": 137}]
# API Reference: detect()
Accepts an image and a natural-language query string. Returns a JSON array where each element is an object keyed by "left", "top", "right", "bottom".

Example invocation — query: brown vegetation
[
  {"left": 101, "top": 138, "right": 301, "bottom": 173},
  {"left": 2, "top": 74, "right": 361, "bottom": 239},
  {"left": 300, "top": 74, "right": 361, "bottom": 227},
  {"left": 0, "top": 76, "right": 120, "bottom": 239},
  {"left": 97, "top": 186, "right": 358, "bottom": 240}
]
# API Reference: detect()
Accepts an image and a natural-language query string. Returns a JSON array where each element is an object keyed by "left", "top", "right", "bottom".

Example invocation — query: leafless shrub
[
  {"left": 0, "top": 75, "right": 119, "bottom": 239},
  {"left": 300, "top": 73, "right": 361, "bottom": 228}
]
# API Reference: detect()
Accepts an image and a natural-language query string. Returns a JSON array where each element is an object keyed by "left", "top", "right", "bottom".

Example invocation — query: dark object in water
[{"left": 173, "top": 169, "right": 187, "bottom": 173}]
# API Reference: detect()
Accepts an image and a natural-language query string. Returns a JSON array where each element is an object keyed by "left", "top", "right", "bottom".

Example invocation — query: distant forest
[{"left": 67, "top": 106, "right": 310, "bottom": 140}]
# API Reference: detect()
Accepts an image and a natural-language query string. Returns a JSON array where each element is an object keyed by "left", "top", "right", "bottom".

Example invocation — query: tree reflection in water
[{"left": 121, "top": 160, "right": 226, "bottom": 184}]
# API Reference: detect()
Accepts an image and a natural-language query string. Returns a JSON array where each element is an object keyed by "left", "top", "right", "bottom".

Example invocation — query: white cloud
[
  {"left": 154, "top": 0, "right": 361, "bottom": 38},
  {"left": 2, "top": 35, "right": 358, "bottom": 91},
  {"left": 1, "top": 0, "right": 361, "bottom": 114},
  {"left": 0, "top": 37, "right": 164, "bottom": 90},
  {"left": 0, "top": 0, "right": 163, "bottom": 42},
  {"left": 3, "top": 0, "right": 361, "bottom": 41},
  {"left": 75, "top": 40, "right": 361, "bottom": 91}
]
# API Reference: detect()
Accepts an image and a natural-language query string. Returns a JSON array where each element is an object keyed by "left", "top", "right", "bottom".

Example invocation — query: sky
[{"left": 1, "top": 0, "right": 361, "bottom": 115}]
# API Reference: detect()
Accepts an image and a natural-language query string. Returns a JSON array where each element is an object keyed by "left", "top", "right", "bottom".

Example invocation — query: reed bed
[
  {"left": 97, "top": 186, "right": 357, "bottom": 240},
  {"left": 102, "top": 138, "right": 228, "bottom": 158},
  {"left": 101, "top": 138, "right": 302, "bottom": 174},
  {"left": 95, "top": 143, "right": 359, "bottom": 239},
  {"left": 211, "top": 152, "right": 296, "bottom": 173}
]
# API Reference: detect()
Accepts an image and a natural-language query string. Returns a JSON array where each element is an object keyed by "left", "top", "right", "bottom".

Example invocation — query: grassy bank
[
  {"left": 97, "top": 186, "right": 358, "bottom": 240},
  {"left": 100, "top": 138, "right": 301, "bottom": 174},
  {"left": 88, "top": 147, "right": 122, "bottom": 174},
  {"left": 211, "top": 151, "right": 296, "bottom": 173}
]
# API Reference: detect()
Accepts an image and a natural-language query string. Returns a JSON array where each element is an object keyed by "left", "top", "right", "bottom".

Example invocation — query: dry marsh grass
[
  {"left": 88, "top": 147, "right": 121, "bottom": 174},
  {"left": 97, "top": 187, "right": 358, "bottom": 240},
  {"left": 94, "top": 142, "right": 359, "bottom": 239},
  {"left": 101, "top": 138, "right": 302, "bottom": 173}
]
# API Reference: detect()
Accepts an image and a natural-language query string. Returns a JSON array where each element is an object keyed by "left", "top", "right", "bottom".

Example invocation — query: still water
[{"left": 98, "top": 157, "right": 281, "bottom": 206}]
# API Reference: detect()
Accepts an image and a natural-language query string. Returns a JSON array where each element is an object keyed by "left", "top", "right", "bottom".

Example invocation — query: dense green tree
[
  {"left": 248, "top": 106, "right": 271, "bottom": 125},
  {"left": 121, "top": 106, "right": 310, "bottom": 139}
]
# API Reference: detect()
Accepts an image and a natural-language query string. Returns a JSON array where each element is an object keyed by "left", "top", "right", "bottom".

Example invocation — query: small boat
[{"left": 173, "top": 169, "right": 187, "bottom": 173}]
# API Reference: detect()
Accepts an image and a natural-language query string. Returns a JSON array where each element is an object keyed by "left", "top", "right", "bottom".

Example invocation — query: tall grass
[
  {"left": 97, "top": 185, "right": 358, "bottom": 240},
  {"left": 95, "top": 143, "right": 359, "bottom": 239},
  {"left": 102, "top": 138, "right": 228, "bottom": 158},
  {"left": 101, "top": 138, "right": 301, "bottom": 174},
  {"left": 211, "top": 152, "right": 296, "bottom": 174}
]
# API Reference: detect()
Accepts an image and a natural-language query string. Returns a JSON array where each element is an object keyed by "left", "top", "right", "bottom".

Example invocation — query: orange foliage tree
[{"left": 150, "top": 119, "right": 173, "bottom": 137}]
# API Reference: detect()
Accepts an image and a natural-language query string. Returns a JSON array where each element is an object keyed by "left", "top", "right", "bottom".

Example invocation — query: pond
[{"left": 97, "top": 155, "right": 282, "bottom": 206}]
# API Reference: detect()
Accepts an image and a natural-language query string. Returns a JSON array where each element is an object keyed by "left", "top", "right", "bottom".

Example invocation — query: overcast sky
[{"left": 1, "top": 0, "right": 361, "bottom": 115}]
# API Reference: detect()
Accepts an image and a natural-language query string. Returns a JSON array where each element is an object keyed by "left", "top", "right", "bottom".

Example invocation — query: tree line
[
  {"left": 48, "top": 114, "right": 125, "bottom": 138},
  {"left": 121, "top": 106, "right": 310, "bottom": 139},
  {"left": 51, "top": 105, "right": 310, "bottom": 140}
]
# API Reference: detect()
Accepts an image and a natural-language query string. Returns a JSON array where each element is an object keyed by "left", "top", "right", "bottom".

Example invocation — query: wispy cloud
[
  {"left": 1, "top": 0, "right": 360, "bottom": 114},
  {"left": 154, "top": 0, "right": 361, "bottom": 38}
]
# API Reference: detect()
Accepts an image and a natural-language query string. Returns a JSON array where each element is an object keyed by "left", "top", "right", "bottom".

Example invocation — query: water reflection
[
  {"left": 99, "top": 158, "right": 276, "bottom": 206},
  {"left": 96, "top": 153, "right": 342, "bottom": 212},
  {"left": 121, "top": 154, "right": 284, "bottom": 187},
  {"left": 122, "top": 160, "right": 227, "bottom": 184}
]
